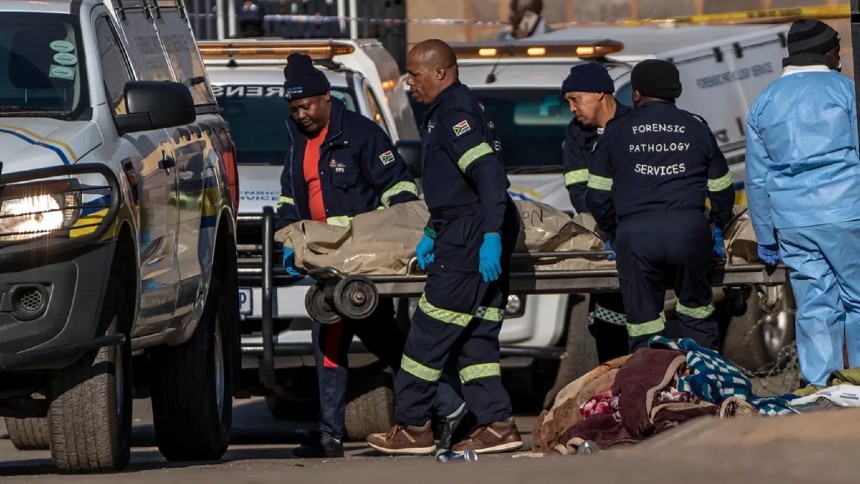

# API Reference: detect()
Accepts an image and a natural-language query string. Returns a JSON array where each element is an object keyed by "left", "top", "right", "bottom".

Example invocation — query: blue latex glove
[
  {"left": 416, "top": 234, "right": 435, "bottom": 271},
  {"left": 757, "top": 244, "right": 780, "bottom": 266},
  {"left": 605, "top": 240, "right": 616, "bottom": 261},
  {"left": 478, "top": 233, "right": 503, "bottom": 282},
  {"left": 282, "top": 247, "right": 303, "bottom": 276},
  {"left": 713, "top": 228, "right": 726, "bottom": 259}
]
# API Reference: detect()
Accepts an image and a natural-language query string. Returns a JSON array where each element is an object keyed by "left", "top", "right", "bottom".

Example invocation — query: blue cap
[{"left": 561, "top": 62, "right": 614, "bottom": 95}]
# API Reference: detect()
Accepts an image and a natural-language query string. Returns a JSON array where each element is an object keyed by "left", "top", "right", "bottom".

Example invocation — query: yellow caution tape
[{"left": 631, "top": 4, "right": 849, "bottom": 25}]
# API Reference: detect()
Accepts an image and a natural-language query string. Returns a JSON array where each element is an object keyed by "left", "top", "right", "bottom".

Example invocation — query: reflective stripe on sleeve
[
  {"left": 708, "top": 172, "right": 733, "bottom": 192},
  {"left": 457, "top": 142, "right": 493, "bottom": 172},
  {"left": 564, "top": 169, "right": 589, "bottom": 187},
  {"left": 326, "top": 215, "right": 351, "bottom": 227},
  {"left": 380, "top": 181, "right": 419, "bottom": 207},
  {"left": 276, "top": 195, "right": 294, "bottom": 208},
  {"left": 587, "top": 174, "right": 613, "bottom": 191}
]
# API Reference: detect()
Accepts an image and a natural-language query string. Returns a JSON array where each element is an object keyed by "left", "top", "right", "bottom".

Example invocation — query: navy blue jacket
[
  {"left": 276, "top": 98, "right": 419, "bottom": 230},
  {"left": 586, "top": 101, "right": 735, "bottom": 235},
  {"left": 563, "top": 101, "right": 632, "bottom": 214},
  {"left": 420, "top": 81, "right": 511, "bottom": 234}
]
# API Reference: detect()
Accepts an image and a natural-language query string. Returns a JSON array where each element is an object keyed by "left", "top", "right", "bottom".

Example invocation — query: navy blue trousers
[
  {"left": 615, "top": 211, "right": 718, "bottom": 352},
  {"left": 395, "top": 203, "right": 519, "bottom": 426}
]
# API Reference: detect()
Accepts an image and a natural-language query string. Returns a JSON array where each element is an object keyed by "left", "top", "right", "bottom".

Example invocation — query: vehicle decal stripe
[{"left": 0, "top": 124, "right": 77, "bottom": 165}]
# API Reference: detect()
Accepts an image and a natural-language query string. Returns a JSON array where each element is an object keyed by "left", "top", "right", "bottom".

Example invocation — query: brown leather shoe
[
  {"left": 367, "top": 421, "right": 436, "bottom": 455},
  {"left": 452, "top": 417, "right": 523, "bottom": 454}
]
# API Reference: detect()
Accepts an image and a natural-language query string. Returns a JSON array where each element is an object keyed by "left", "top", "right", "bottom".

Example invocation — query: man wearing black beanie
[
  {"left": 746, "top": 19, "right": 860, "bottom": 388},
  {"left": 277, "top": 53, "right": 464, "bottom": 458},
  {"left": 585, "top": 59, "right": 735, "bottom": 352},
  {"left": 560, "top": 62, "right": 632, "bottom": 362}
]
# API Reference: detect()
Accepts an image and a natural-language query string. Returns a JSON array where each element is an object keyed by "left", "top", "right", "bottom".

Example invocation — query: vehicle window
[
  {"left": 213, "top": 84, "right": 357, "bottom": 165},
  {"left": 0, "top": 13, "right": 88, "bottom": 119},
  {"left": 477, "top": 89, "right": 571, "bottom": 172},
  {"left": 95, "top": 16, "right": 132, "bottom": 116},
  {"left": 363, "top": 85, "right": 391, "bottom": 136},
  {"left": 615, "top": 82, "right": 634, "bottom": 107}
]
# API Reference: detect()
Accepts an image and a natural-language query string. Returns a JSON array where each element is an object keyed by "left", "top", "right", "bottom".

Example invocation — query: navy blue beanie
[
  {"left": 283, "top": 53, "right": 330, "bottom": 101},
  {"left": 561, "top": 63, "right": 614, "bottom": 95}
]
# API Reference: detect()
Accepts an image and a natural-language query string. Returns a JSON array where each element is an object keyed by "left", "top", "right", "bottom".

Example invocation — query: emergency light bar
[
  {"left": 452, "top": 40, "right": 624, "bottom": 59},
  {"left": 198, "top": 40, "right": 355, "bottom": 60}
]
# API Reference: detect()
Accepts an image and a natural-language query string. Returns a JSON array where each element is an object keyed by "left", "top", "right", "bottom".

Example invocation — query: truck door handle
[{"left": 160, "top": 155, "right": 176, "bottom": 170}]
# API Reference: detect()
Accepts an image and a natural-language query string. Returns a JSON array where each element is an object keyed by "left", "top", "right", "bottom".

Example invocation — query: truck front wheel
[
  {"left": 150, "top": 279, "right": 234, "bottom": 462},
  {"left": 47, "top": 276, "right": 132, "bottom": 473}
]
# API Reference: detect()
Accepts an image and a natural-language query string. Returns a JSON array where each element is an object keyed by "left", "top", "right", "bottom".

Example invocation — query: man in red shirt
[{"left": 277, "top": 54, "right": 466, "bottom": 458}]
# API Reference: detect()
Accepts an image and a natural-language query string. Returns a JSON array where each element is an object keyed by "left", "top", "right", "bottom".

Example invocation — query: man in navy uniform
[
  {"left": 586, "top": 59, "right": 734, "bottom": 351},
  {"left": 367, "top": 39, "right": 523, "bottom": 455},
  {"left": 561, "top": 62, "right": 632, "bottom": 362},
  {"left": 277, "top": 53, "right": 464, "bottom": 457}
]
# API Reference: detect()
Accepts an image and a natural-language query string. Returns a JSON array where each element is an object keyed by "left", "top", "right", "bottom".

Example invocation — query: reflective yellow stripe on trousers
[
  {"left": 676, "top": 302, "right": 715, "bottom": 319},
  {"left": 401, "top": 355, "right": 441, "bottom": 382},
  {"left": 419, "top": 294, "right": 504, "bottom": 325},
  {"left": 627, "top": 313, "right": 666, "bottom": 337},
  {"left": 459, "top": 362, "right": 501, "bottom": 383}
]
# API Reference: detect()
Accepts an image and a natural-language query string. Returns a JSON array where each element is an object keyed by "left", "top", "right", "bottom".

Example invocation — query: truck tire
[
  {"left": 344, "top": 369, "right": 395, "bottom": 441},
  {"left": 47, "top": 277, "right": 132, "bottom": 473},
  {"left": 543, "top": 295, "right": 598, "bottom": 409},
  {"left": 151, "top": 279, "right": 234, "bottom": 462},
  {"left": 721, "top": 288, "right": 771, "bottom": 371},
  {"left": 5, "top": 417, "right": 49, "bottom": 451}
]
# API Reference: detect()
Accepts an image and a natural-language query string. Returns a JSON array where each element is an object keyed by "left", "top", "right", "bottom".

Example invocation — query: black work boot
[
  {"left": 435, "top": 402, "right": 468, "bottom": 453},
  {"left": 292, "top": 432, "right": 344, "bottom": 458}
]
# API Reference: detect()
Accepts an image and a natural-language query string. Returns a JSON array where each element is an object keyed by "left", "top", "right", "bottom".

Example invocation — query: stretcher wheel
[
  {"left": 305, "top": 284, "right": 342, "bottom": 325},
  {"left": 333, "top": 275, "right": 379, "bottom": 321}
]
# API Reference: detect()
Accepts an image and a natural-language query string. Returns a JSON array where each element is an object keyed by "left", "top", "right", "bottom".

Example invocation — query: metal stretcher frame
[
  {"left": 306, "top": 253, "right": 788, "bottom": 297},
  {"left": 240, "top": 208, "right": 788, "bottom": 390}
]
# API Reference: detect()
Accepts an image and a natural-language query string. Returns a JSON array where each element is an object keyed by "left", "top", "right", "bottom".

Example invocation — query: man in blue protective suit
[
  {"left": 586, "top": 59, "right": 735, "bottom": 352},
  {"left": 562, "top": 62, "right": 632, "bottom": 362},
  {"left": 276, "top": 53, "right": 465, "bottom": 457},
  {"left": 746, "top": 19, "right": 860, "bottom": 387},
  {"left": 367, "top": 39, "right": 523, "bottom": 455}
]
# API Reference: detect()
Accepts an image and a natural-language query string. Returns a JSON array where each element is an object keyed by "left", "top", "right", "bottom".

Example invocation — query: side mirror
[
  {"left": 114, "top": 81, "right": 196, "bottom": 135},
  {"left": 395, "top": 139, "right": 422, "bottom": 179}
]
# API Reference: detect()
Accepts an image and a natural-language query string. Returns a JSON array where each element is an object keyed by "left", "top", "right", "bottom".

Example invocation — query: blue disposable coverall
[{"left": 746, "top": 65, "right": 860, "bottom": 386}]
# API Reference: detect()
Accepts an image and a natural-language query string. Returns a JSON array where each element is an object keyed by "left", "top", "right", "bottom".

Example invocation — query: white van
[{"left": 0, "top": 0, "right": 240, "bottom": 473}]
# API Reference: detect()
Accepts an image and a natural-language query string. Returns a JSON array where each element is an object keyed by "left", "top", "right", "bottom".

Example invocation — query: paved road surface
[{"left": 1, "top": 398, "right": 858, "bottom": 483}]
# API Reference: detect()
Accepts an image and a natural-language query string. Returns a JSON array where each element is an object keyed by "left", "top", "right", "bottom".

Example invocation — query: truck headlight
[{"left": 0, "top": 181, "right": 81, "bottom": 241}]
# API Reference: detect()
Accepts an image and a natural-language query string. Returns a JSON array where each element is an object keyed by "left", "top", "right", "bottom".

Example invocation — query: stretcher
[
  {"left": 239, "top": 207, "right": 788, "bottom": 389},
  {"left": 302, "top": 251, "right": 788, "bottom": 324}
]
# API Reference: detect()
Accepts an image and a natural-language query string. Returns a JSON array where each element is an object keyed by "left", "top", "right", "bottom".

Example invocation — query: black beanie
[
  {"left": 283, "top": 53, "right": 330, "bottom": 101},
  {"left": 787, "top": 19, "right": 839, "bottom": 56},
  {"left": 561, "top": 62, "right": 615, "bottom": 95},
  {"left": 631, "top": 59, "right": 682, "bottom": 101}
]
